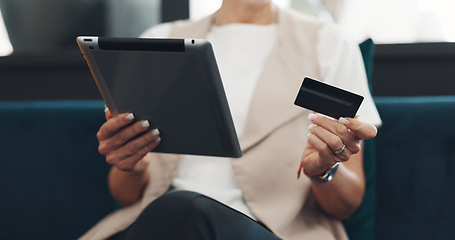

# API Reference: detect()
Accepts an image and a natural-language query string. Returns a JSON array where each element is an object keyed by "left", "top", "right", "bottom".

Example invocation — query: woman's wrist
[{"left": 307, "top": 162, "right": 341, "bottom": 183}]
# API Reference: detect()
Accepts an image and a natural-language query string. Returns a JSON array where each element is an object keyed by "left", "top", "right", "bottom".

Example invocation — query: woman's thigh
[{"left": 111, "top": 190, "right": 280, "bottom": 240}]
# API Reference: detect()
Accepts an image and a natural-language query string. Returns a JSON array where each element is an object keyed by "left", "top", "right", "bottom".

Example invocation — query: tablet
[{"left": 77, "top": 36, "right": 242, "bottom": 158}]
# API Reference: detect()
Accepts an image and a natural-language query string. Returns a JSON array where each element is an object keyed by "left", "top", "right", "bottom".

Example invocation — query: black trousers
[{"left": 108, "top": 190, "right": 280, "bottom": 240}]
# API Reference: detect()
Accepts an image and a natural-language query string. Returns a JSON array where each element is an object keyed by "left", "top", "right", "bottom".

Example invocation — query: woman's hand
[
  {"left": 301, "top": 113, "right": 377, "bottom": 176},
  {"left": 97, "top": 108, "right": 161, "bottom": 172},
  {"left": 300, "top": 113, "right": 377, "bottom": 219}
]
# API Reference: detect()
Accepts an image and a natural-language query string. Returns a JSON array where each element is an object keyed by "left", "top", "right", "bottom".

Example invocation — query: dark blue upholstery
[
  {"left": 0, "top": 101, "right": 117, "bottom": 240},
  {"left": 374, "top": 96, "right": 455, "bottom": 240}
]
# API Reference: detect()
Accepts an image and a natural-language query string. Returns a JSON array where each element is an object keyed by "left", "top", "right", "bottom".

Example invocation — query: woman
[{"left": 81, "top": 0, "right": 381, "bottom": 239}]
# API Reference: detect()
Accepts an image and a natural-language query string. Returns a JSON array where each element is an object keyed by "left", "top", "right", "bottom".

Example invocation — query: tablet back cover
[{"left": 77, "top": 37, "right": 242, "bottom": 158}]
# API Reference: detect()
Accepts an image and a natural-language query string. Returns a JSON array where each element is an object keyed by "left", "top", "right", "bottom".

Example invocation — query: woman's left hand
[{"left": 301, "top": 113, "right": 377, "bottom": 176}]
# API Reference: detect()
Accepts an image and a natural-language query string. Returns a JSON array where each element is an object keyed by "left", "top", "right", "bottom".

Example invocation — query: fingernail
[
  {"left": 154, "top": 137, "right": 161, "bottom": 143},
  {"left": 308, "top": 113, "right": 317, "bottom": 121},
  {"left": 125, "top": 113, "right": 135, "bottom": 121},
  {"left": 150, "top": 129, "right": 160, "bottom": 137},
  {"left": 140, "top": 120, "right": 150, "bottom": 129},
  {"left": 339, "top": 117, "right": 350, "bottom": 126},
  {"left": 308, "top": 124, "right": 316, "bottom": 131},
  {"left": 104, "top": 106, "right": 108, "bottom": 113}
]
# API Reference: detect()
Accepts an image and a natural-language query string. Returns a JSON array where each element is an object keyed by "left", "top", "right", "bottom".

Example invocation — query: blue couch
[
  {"left": 0, "top": 101, "right": 114, "bottom": 239},
  {"left": 374, "top": 96, "right": 455, "bottom": 239},
  {"left": 1, "top": 96, "right": 455, "bottom": 239}
]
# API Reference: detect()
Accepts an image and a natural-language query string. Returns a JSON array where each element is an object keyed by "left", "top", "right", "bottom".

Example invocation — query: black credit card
[{"left": 294, "top": 77, "right": 364, "bottom": 119}]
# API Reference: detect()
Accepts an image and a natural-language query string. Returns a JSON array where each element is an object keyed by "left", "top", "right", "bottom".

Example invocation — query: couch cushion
[{"left": 374, "top": 96, "right": 455, "bottom": 240}]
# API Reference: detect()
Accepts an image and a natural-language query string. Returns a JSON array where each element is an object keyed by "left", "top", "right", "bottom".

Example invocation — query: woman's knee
[{"left": 145, "top": 190, "right": 214, "bottom": 218}]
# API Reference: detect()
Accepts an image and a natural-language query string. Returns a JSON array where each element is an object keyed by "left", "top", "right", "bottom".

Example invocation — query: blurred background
[
  {"left": 1, "top": 0, "right": 454, "bottom": 55},
  {"left": 0, "top": 0, "right": 454, "bottom": 99},
  {"left": 190, "top": 0, "right": 455, "bottom": 43}
]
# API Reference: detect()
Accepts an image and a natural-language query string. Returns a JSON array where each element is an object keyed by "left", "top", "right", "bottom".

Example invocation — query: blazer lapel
[
  {"left": 238, "top": 47, "right": 304, "bottom": 152},
  {"left": 238, "top": 9, "right": 320, "bottom": 152}
]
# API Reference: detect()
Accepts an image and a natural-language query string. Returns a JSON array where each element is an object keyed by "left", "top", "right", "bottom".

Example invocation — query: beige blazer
[{"left": 80, "top": 8, "right": 348, "bottom": 240}]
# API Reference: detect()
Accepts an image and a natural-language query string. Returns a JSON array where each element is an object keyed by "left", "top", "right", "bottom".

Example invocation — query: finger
[
  {"left": 105, "top": 107, "right": 113, "bottom": 120},
  {"left": 308, "top": 114, "right": 360, "bottom": 154},
  {"left": 114, "top": 128, "right": 160, "bottom": 161},
  {"left": 99, "top": 120, "right": 153, "bottom": 155},
  {"left": 304, "top": 134, "right": 341, "bottom": 174},
  {"left": 308, "top": 123, "right": 358, "bottom": 157},
  {"left": 338, "top": 117, "right": 377, "bottom": 140},
  {"left": 308, "top": 130, "right": 351, "bottom": 163},
  {"left": 111, "top": 141, "right": 160, "bottom": 171},
  {"left": 107, "top": 130, "right": 161, "bottom": 168},
  {"left": 97, "top": 113, "right": 135, "bottom": 141}
]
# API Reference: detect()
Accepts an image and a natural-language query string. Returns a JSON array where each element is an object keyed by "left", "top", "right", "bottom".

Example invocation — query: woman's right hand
[{"left": 97, "top": 108, "right": 161, "bottom": 172}]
